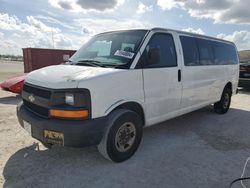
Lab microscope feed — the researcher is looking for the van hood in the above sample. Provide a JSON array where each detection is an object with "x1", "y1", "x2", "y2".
[{"x1": 25, "y1": 65, "x2": 123, "y2": 89}]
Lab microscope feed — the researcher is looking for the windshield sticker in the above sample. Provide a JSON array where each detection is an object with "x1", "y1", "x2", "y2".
[{"x1": 114, "y1": 50, "x2": 134, "y2": 59}]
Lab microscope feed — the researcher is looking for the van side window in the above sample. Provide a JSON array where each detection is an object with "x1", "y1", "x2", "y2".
[
  {"x1": 212, "y1": 41, "x2": 238, "y2": 65},
  {"x1": 143, "y1": 33, "x2": 177, "y2": 68},
  {"x1": 196, "y1": 38, "x2": 214, "y2": 65},
  {"x1": 180, "y1": 36, "x2": 199, "y2": 66}
]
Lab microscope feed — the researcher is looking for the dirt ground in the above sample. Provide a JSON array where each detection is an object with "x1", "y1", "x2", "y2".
[
  {"x1": 1, "y1": 61, "x2": 250, "y2": 188},
  {"x1": 0, "y1": 60, "x2": 24, "y2": 81}
]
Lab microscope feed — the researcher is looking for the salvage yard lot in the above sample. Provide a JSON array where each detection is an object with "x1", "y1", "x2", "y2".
[{"x1": 1, "y1": 61, "x2": 250, "y2": 187}]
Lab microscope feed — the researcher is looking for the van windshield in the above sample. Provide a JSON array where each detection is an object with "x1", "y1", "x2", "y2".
[{"x1": 69, "y1": 30, "x2": 148, "y2": 69}]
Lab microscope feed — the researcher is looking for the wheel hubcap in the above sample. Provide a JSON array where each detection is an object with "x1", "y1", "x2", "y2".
[
  {"x1": 115, "y1": 122, "x2": 136, "y2": 152},
  {"x1": 223, "y1": 93, "x2": 230, "y2": 109}
]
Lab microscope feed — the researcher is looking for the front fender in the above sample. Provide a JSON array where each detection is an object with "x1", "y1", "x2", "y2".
[{"x1": 104, "y1": 99, "x2": 145, "y2": 116}]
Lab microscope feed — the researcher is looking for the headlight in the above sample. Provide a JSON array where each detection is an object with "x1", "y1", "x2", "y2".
[
  {"x1": 65, "y1": 93, "x2": 74, "y2": 106},
  {"x1": 50, "y1": 89, "x2": 91, "y2": 119}
]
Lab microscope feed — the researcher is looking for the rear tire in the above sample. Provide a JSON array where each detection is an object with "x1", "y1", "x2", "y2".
[
  {"x1": 98, "y1": 109, "x2": 143, "y2": 163},
  {"x1": 214, "y1": 87, "x2": 232, "y2": 114}
]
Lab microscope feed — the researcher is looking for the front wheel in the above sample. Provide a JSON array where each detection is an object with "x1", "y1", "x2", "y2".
[
  {"x1": 98, "y1": 109, "x2": 143, "y2": 162},
  {"x1": 41, "y1": 142, "x2": 52, "y2": 149},
  {"x1": 214, "y1": 87, "x2": 232, "y2": 114}
]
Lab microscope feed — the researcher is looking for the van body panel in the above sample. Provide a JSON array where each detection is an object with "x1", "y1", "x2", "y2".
[
  {"x1": 142, "y1": 67, "x2": 182, "y2": 126},
  {"x1": 77, "y1": 69, "x2": 144, "y2": 119},
  {"x1": 17, "y1": 28, "x2": 240, "y2": 148},
  {"x1": 25, "y1": 65, "x2": 122, "y2": 89}
]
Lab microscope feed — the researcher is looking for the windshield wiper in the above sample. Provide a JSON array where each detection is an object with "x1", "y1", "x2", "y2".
[{"x1": 74, "y1": 60, "x2": 107, "y2": 67}]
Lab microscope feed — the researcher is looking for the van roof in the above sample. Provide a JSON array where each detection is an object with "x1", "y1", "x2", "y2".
[
  {"x1": 151, "y1": 27, "x2": 233, "y2": 44},
  {"x1": 99, "y1": 28, "x2": 234, "y2": 45}
]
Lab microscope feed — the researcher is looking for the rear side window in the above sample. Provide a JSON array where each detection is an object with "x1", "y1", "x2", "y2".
[
  {"x1": 180, "y1": 36, "x2": 199, "y2": 66},
  {"x1": 143, "y1": 33, "x2": 177, "y2": 68},
  {"x1": 180, "y1": 35, "x2": 238, "y2": 66},
  {"x1": 196, "y1": 38, "x2": 214, "y2": 65},
  {"x1": 212, "y1": 41, "x2": 238, "y2": 65}
]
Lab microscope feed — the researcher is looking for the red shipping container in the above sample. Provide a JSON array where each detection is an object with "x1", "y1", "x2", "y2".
[{"x1": 22, "y1": 48, "x2": 76, "y2": 73}]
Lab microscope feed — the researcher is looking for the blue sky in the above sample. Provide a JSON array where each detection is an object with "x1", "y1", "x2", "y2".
[{"x1": 0, "y1": 0, "x2": 250, "y2": 55}]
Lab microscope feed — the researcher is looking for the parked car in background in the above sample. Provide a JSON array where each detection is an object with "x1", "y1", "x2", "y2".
[
  {"x1": 0, "y1": 74, "x2": 26, "y2": 94},
  {"x1": 0, "y1": 48, "x2": 76, "y2": 94},
  {"x1": 239, "y1": 60, "x2": 250, "y2": 88}
]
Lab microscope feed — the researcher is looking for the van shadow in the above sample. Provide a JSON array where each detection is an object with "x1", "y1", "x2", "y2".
[
  {"x1": 3, "y1": 107, "x2": 250, "y2": 187},
  {"x1": 0, "y1": 95, "x2": 21, "y2": 105},
  {"x1": 3, "y1": 144, "x2": 108, "y2": 188}
]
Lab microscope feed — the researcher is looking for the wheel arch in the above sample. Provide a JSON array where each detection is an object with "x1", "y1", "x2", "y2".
[
  {"x1": 107, "y1": 101, "x2": 145, "y2": 126},
  {"x1": 224, "y1": 82, "x2": 233, "y2": 94}
]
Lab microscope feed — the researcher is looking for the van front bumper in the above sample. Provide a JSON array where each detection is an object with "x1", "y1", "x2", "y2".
[{"x1": 16, "y1": 102, "x2": 108, "y2": 147}]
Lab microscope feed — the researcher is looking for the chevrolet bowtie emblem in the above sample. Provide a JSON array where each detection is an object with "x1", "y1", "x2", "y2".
[{"x1": 28, "y1": 94, "x2": 35, "y2": 103}]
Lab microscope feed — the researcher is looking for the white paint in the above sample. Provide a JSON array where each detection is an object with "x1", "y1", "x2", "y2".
[
  {"x1": 25, "y1": 28, "x2": 239, "y2": 127},
  {"x1": 25, "y1": 65, "x2": 123, "y2": 89}
]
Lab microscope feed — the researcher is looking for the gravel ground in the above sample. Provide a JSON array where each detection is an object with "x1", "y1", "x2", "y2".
[
  {"x1": 0, "y1": 61, "x2": 250, "y2": 188},
  {"x1": 0, "y1": 61, "x2": 23, "y2": 81}
]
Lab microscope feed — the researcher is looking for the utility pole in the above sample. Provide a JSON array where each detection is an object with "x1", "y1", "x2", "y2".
[{"x1": 51, "y1": 28, "x2": 55, "y2": 49}]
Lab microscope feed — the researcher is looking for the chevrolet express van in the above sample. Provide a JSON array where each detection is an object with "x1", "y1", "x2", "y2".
[{"x1": 17, "y1": 28, "x2": 239, "y2": 162}]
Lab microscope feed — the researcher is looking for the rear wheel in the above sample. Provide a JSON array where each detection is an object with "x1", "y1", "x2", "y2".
[
  {"x1": 214, "y1": 87, "x2": 232, "y2": 114},
  {"x1": 98, "y1": 109, "x2": 143, "y2": 162}
]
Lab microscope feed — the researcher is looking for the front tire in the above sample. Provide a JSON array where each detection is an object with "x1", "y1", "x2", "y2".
[
  {"x1": 98, "y1": 109, "x2": 143, "y2": 162},
  {"x1": 214, "y1": 87, "x2": 232, "y2": 114},
  {"x1": 41, "y1": 142, "x2": 52, "y2": 149}
]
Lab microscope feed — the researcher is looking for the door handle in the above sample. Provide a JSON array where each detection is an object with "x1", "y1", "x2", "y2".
[{"x1": 178, "y1": 69, "x2": 181, "y2": 82}]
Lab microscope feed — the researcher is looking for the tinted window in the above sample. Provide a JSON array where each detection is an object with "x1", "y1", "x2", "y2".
[
  {"x1": 212, "y1": 41, "x2": 238, "y2": 65},
  {"x1": 143, "y1": 33, "x2": 177, "y2": 68},
  {"x1": 180, "y1": 36, "x2": 199, "y2": 66},
  {"x1": 196, "y1": 38, "x2": 214, "y2": 65}
]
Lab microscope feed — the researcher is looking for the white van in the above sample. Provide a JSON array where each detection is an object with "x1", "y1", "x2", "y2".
[{"x1": 17, "y1": 28, "x2": 239, "y2": 162}]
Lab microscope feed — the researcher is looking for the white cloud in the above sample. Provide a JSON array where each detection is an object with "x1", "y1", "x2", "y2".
[
  {"x1": 34, "y1": 15, "x2": 75, "y2": 29},
  {"x1": 0, "y1": 13, "x2": 60, "y2": 34},
  {"x1": 182, "y1": 27, "x2": 205, "y2": 35},
  {"x1": 48, "y1": 0, "x2": 125, "y2": 12},
  {"x1": 54, "y1": 34, "x2": 73, "y2": 48},
  {"x1": 136, "y1": 2, "x2": 153, "y2": 14},
  {"x1": 157, "y1": 0, "x2": 182, "y2": 10},
  {"x1": 73, "y1": 18, "x2": 152, "y2": 35},
  {"x1": 26, "y1": 16, "x2": 60, "y2": 33},
  {"x1": 12, "y1": 33, "x2": 21, "y2": 38},
  {"x1": 1, "y1": 12, "x2": 150, "y2": 55},
  {"x1": 0, "y1": 13, "x2": 76, "y2": 55},
  {"x1": 27, "y1": 33, "x2": 73, "y2": 50},
  {"x1": 0, "y1": 13, "x2": 22, "y2": 30},
  {"x1": 157, "y1": 0, "x2": 250, "y2": 25},
  {"x1": 217, "y1": 31, "x2": 250, "y2": 50},
  {"x1": 0, "y1": 38, "x2": 23, "y2": 55}
]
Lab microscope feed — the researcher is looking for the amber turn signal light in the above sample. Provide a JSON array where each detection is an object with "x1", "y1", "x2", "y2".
[{"x1": 50, "y1": 109, "x2": 89, "y2": 119}]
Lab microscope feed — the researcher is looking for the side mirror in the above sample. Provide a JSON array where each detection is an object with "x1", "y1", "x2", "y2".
[{"x1": 147, "y1": 47, "x2": 160, "y2": 65}]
